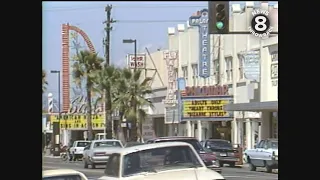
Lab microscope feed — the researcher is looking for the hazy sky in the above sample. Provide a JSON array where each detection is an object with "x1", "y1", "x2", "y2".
[{"x1": 42, "y1": 1, "x2": 275, "y2": 99}]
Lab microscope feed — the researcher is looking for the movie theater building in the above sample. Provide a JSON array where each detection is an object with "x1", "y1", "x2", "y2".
[{"x1": 153, "y1": 2, "x2": 278, "y2": 149}]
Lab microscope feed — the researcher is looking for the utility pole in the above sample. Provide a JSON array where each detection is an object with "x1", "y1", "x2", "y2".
[
  {"x1": 104, "y1": 5, "x2": 113, "y2": 67},
  {"x1": 103, "y1": 5, "x2": 115, "y2": 139}
]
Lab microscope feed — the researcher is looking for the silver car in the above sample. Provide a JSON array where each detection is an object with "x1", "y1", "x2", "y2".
[{"x1": 83, "y1": 139, "x2": 123, "y2": 169}]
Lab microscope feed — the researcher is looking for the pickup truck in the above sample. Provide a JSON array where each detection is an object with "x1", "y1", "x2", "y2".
[
  {"x1": 245, "y1": 138, "x2": 278, "y2": 173},
  {"x1": 69, "y1": 140, "x2": 90, "y2": 160},
  {"x1": 83, "y1": 139, "x2": 123, "y2": 169}
]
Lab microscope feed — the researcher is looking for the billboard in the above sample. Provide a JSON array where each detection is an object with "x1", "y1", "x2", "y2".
[
  {"x1": 189, "y1": 9, "x2": 210, "y2": 78},
  {"x1": 127, "y1": 54, "x2": 146, "y2": 69}
]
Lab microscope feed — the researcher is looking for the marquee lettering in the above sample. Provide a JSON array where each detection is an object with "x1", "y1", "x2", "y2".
[{"x1": 185, "y1": 85, "x2": 228, "y2": 96}]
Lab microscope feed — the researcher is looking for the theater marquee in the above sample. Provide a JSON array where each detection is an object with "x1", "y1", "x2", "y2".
[{"x1": 181, "y1": 85, "x2": 234, "y2": 121}]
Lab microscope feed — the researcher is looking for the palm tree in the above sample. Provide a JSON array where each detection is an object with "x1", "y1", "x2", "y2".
[
  {"x1": 42, "y1": 70, "x2": 48, "y2": 94},
  {"x1": 92, "y1": 65, "x2": 120, "y2": 139},
  {"x1": 113, "y1": 68, "x2": 153, "y2": 142},
  {"x1": 72, "y1": 50, "x2": 103, "y2": 140}
]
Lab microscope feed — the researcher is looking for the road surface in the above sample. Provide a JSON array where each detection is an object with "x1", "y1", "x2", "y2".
[{"x1": 43, "y1": 157, "x2": 278, "y2": 180}]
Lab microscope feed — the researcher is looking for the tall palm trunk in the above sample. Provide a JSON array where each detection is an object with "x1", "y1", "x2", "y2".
[
  {"x1": 86, "y1": 81, "x2": 93, "y2": 140},
  {"x1": 130, "y1": 99, "x2": 138, "y2": 141},
  {"x1": 106, "y1": 87, "x2": 113, "y2": 139},
  {"x1": 137, "y1": 120, "x2": 142, "y2": 142},
  {"x1": 118, "y1": 113, "x2": 125, "y2": 143}
]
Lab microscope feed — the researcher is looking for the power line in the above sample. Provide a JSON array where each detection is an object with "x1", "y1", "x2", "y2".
[
  {"x1": 43, "y1": 4, "x2": 207, "y2": 12},
  {"x1": 115, "y1": 20, "x2": 187, "y2": 23}
]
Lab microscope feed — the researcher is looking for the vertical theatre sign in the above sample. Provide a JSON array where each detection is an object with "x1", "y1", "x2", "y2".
[
  {"x1": 162, "y1": 50, "x2": 178, "y2": 105},
  {"x1": 181, "y1": 85, "x2": 234, "y2": 121},
  {"x1": 189, "y1": 9, "x2": 210, "y2": 78}
]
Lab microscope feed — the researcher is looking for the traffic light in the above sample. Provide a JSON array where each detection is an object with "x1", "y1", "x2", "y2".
[{"x1": 209, "y1": 1, "x2": 229, "y2": 34}]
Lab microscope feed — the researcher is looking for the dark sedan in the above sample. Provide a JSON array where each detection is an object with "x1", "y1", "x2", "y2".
[{"x1": 201, "y1": 139, "x2": 240, "y2": 167}]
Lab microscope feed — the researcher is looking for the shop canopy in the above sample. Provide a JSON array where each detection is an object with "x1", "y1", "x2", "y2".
[{"x1": 224, "y1": 101, "x2": 278, "y2": 112}]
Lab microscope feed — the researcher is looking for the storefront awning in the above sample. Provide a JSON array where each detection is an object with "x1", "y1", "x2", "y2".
[{"x1": 224, "y1": 101, "x2": 278, "y2": 111}]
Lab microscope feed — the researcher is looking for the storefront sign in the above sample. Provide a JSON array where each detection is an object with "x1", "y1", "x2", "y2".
[
  {"x1": 69, "y1": 95, "x2": 102, "y2": 114},
  {"x1": 162, "y1": 50, "x2": 178, "y2": 105},
  {"x1": 50, "y1": 114, "x2": 104, "y2": 129},
  {"x1": 189, "y1": 9, "x2": 210, "y2": 78},
  {"x1": 181, "y1": 97, "x2": 233, "y2": 121},
  {"x1": 184, "y1": 85, "x2": 229, "y2": 96},
  {"x1": 127, "y1": 54, "x2": 146, "y2": 69},
  {"x1": 240, "y1": 51, "x2": 260, "y2": 82},
  {"x1": 271, "y1": 63, "x2": 278, "y2": 86}
]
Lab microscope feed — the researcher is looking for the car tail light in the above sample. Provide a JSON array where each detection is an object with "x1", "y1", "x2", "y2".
[{"x1": 94, "y1": 152, "x2": 106, "y2": 156}]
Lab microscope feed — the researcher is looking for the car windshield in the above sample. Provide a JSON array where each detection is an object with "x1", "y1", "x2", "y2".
[
  {"x1": 43, "y1": 175, "x2": 82, "y2": 180},
  {"x1": 122, "y1": 145, "x2": 202, "y2": 177},
  {"x1": 207, "y1": 140, "x2": 232, "y2": 148},
  {"x1": 271, "y1": 141, "x2": 278, "y2": 149},
  {"x1": 76, "y1": 142, "x2": 89, "y2": 147},
  {"x1": 94, "y1": 141, "x2": 121, "y2": 148},
  {"x1": 156, "y1": 139, "x2": 204, "y2": 151}
]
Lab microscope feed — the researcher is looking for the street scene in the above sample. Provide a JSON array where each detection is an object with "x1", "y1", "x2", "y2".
[
  {"x1": 43, "y1": 1, "x2": 278, "y2": 180},
  {"x1": 43, "y1": 157, "x2": 278, "y2": 180}
]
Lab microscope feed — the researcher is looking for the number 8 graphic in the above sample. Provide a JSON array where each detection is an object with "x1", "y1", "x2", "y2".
[{"x1": 254, "y1": 16, "x2": 267, "y2": 32}]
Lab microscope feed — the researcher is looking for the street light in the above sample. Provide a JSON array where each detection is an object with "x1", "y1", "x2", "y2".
[
  {"x1": 51, "y1": 70, "x2": 61, "y2": 156},
  {"x1": 122, "y1": 39, "x2": 138, "y2": 141},
  {"x1": 122, "y1": 39, "x2": 137, "y2": 71}
]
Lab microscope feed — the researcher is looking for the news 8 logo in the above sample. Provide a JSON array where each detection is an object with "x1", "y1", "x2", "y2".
[{"x1": 248, "y1": 9, "x2": 274, "y2": 38}]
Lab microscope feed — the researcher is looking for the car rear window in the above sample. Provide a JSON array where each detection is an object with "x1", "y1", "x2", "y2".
[
  {"x1": 76, "y1": 142, "x2": 89, "y2": 147},
  {"x1": 207, "y1": 140, "x2": 232, "y2": 148}
]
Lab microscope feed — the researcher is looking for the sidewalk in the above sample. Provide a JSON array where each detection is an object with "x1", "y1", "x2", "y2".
[{"x1": 43, "y1": 155, "x2": 60, "y2": 159}]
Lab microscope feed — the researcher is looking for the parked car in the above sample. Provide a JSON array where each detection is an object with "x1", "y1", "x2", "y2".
[
  {"x1": 146, "y1": 136, "x2": 221, "y2": 173},
  {"x1": 124, "y1": 141, "x2": 144, "y2": 148},
  {"x1": 69, "y1": 140, "x2": 90, "y2": 160},
  {"x1": 245, "y1": 138, "x2": 278, "y2": 173},
  {"x1": 43, "y1": 169, "x2": 88, "y2": 180},
  {"x1": 98, "y1": 142, "x2": 225, "y2": 180},
  {"x1": 201, "y1": 139, "x2": 240, "y2": 167},
  {"x1": 83, "y1": 139, "x2": 123, "y2": 169}
]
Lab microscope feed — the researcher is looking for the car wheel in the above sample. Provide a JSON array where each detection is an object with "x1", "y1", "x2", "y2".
[
  {"x1": 91, "y1": 163, "x2": 96, "y2": 169},
  {"x1": 84, "y1": 159, "x2": 88, "y2": 169},
  {"x1": 216, "y1": 160, "x2": 223, "y2": 167},
  {"x1": 229, "y1": 162, "x2": 236, "y2": 167},
  {"x1": 249, "y1": 163, "x2": 256, "y2": 171},
  {"x1": 265, "y1": 164, "x2": 272, "y2": 173}
]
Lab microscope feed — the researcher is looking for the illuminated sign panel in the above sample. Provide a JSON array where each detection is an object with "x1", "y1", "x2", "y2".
[
  {"x1": 182, "y1": 99, "x2": 233, "y2": 118},
  {"x1": 50, "y1": 114, "x2": 104, "y2": 129}
]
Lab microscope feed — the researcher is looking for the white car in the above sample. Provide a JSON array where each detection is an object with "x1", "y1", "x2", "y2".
[
  {"x1": 69, "y1": 140, "x2": 90, "y2": 160},
  {"x1": 98, "y1": 142, "x2": 225, "y2": 180},
  {"x1": 43, "y1": 169, "x2": 88, "y2": 180},
  {"x1": 245, "y1": 138, "x2": 278, "y2": 173},
  {"x1": 83, "y1": 139, "x2": 123, "y2": 169}
]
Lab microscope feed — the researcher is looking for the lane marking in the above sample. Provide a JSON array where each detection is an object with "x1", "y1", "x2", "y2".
[{"x1": 224, "y1": 175, "x2": 278, "y2": 179}]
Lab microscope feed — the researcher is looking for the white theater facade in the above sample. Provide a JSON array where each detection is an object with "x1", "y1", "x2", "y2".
[{"x1": 135, "y1": 2, "x2": 277, "y2": 150}]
